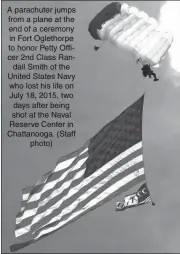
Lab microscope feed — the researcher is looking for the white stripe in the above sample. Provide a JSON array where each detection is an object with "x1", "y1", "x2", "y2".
[
  {"x1": 54, "y1": 148, "x2": 88, "y2": 173},
  {"x1": 28, "y1": 157, "x2": 88, "y2": 203},
  {"x1": 15, "y1": 154, "x2": 143, "y2": 238},
  {"x1": 22, "y1": 194, "x2": 29, "y2": 201},
  {"x1": 15, "y1": 168, "x2": 86, "y2": 237},
  {"x1": 35, "y1": 168, "x2": 145, "y2": 239},
  {"x1": 16, "y1": 157, "x2": 88, "y2": 225},
  {"x1": 16, "y1": 142, "x2": 142, "y2": 225},
  {"x1": 15, "y1": 142, "x2": 142, "y2": 237},
  {"x1": 21, "y1": 149, "x2": 88, "y2": 203},
  {"x1": 33, "y1": 155, "x2": 143, "y2": 231}
]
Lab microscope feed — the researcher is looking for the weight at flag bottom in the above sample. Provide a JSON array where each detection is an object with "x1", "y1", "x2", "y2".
[{"x1": 10, "y1": 95, "x2": 146, "y2": 252}]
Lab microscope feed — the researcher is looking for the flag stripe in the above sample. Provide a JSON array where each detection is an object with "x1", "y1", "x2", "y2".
[
  {"x1": 27, "y1": 155, "x2": 88, "y2": 205},
  {"x1": 16, "y1": 156, "x2": 143, "y2": 234},
  {"x1": 34, "y1": 168, "x2": 145, "y2": 240},
  {"x1": 15, "y1": 142, "x2": 142, "y2": 227},
  {"x1": 19, "y1": 146, "x2": 143, "y2": 224},
  {"x1": 15, "y1": 143, "x2": 143, "y2": 238},
  {"x1": 16, "y1": 152, "x2": 89, "y2": 221},
  {"x1": 31, "y1": 159, "x2": 144, "y2": 235},
  {"x1": 34, "y1": 145, "x2": 143, "y2": 208},
  {"x1": 56, "y1": 143, "x2": 89, "y2": 165},
  {"x1": 16, "y1": 157, "x2": 143, "y2": 236},
  {"x1": 15, "y1": 168, "x2": 86, "y2": 233},
  {"x1": 15, "y1": 152, "x2": 143, "y2": 238},
  {"x1": 18, "y1": 149, "x2": 87, "y2": 216},
  {"x1": 22, "y1": 149, "x2": 89, "y2": 205},
  {"x1": 24, "y1": 171, "x2": 55, "y2": 201},
  {"x1": 10, "y1": 174, "x2": 146, "y2": 253},
  {"x1": 55, "y1": 148, "x2": 88, "y2": 172},
  {"x1": 22, "y1": 147, "x2": 88, "y2": 204},
  {"x1": 15, "y1": 158, "x2": 87, "y2": 227}
]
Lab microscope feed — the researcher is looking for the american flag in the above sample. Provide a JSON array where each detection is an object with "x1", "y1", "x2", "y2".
[{"x1": 10, "y1": 95, "x2": 146, "y2": 252}]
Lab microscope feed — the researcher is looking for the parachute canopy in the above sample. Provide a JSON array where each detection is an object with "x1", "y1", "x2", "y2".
[{"x1": 88, "y1": 2, "x2": 173, "y2": 67}]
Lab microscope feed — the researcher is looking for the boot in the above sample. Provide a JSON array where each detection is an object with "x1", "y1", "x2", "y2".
[
  {"x1": 154, "y1": 78, "x2": 159, "y2": 82},
  {"x1": 94, "y1": 46, "x2": 100, "y2": 51}
]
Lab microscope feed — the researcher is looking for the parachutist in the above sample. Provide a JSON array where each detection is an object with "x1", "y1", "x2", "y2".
[
  {"x1": 88, "y1": 2, "x2": 173, "y2": 76},
  {"x1": 141, "y1": 64, "x2": 159, "y2": 82}
]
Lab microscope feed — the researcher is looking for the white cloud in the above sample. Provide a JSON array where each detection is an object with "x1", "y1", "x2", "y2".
[{"x1": 158, "y1": 1, "x2": 180, "y2": 86}]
